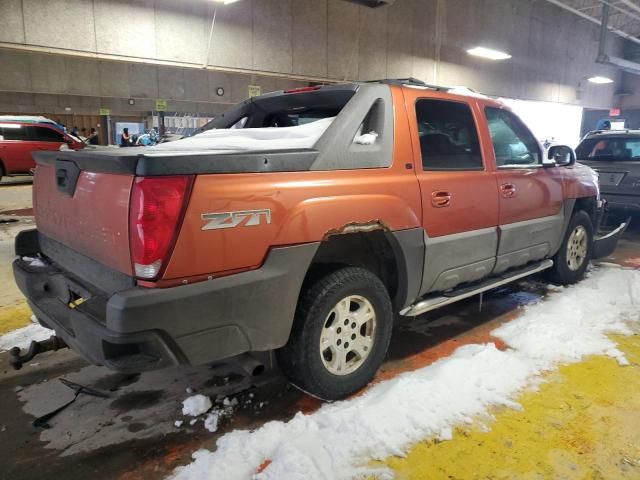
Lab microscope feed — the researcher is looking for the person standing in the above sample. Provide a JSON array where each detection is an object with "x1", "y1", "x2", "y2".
[
  {"x1": 120, "y1": 127, "x2": 131, "y2": 147},
  {"x1": 87, "y1": 128, "x2": 99, "y2": 145}
]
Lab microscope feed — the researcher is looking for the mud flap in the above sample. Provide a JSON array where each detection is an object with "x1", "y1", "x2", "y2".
[{"x1": 592, "y1": 218, "x2": 630, "y2": 259}]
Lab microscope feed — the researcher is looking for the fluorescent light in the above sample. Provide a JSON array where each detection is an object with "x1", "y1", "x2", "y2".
[
  {"x1": 0, "y1": 123, "x2": 21, "y2": 128},
  {"x1": 588, "y1": 76, "x2": 614, "y2": 84},
  {"x1": 212, "y1": 0, "x2": 241, "y2": 3},
  {"x1": 467, "y1": 46, "x2": 512, "y2": 61}
]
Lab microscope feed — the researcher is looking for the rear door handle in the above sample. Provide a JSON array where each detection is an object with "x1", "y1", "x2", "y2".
[
  {"x1": 500, "y1": 183, "x2": 516, "y2": 198},
  {"x1": 431, "y1": 190, "x2": 452, "y2": 208}
]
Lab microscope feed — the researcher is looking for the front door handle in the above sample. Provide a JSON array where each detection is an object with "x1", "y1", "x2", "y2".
[
  {"x1": 500, "y1": 183, "x2": 516, "y2": 198},
  {"x1": 431, "y1": 190, "x2": 452, "y2": 208}
]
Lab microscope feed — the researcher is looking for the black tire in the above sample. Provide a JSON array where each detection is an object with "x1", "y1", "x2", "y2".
[
  {"x1": 277, "y1": 267, "x2": 393, "y2": 401},
  {"x1": 545, "y1": 210, "x2": 594, "y2": 285},
  {"x1": 0, "y1": 161, "x2": 5, "y2": 182}
]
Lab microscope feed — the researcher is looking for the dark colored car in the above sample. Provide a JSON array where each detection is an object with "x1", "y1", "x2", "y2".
[
  {"x1": 0, "y1": 121, "x2": 84, "y2": 179},
  {"x1": 576, "y1": 130, "x2": 640, "y2": 214}
]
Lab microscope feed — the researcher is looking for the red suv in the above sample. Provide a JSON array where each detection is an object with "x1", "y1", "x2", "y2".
[{"x1": 0, "y1": 121, "x2": 84, "y2": 179}]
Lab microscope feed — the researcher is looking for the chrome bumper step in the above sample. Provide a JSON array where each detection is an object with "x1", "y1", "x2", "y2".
[{"x1": 400, "y1": 259, "x2": 554, "y2": 317}]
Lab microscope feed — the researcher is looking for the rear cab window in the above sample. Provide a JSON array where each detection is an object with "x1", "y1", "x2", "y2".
[
  {"x1": 198, "y1": 86, "x2": 356, "y2": 132},
  {"x1": 415, "y1": 99, "x2": 483, "y2": 171}
]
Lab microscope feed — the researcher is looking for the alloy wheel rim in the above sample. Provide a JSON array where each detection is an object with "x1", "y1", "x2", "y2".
[
  {"x1": 320, "y1": 295, "x2": 376, "y2": 376},
  {"x1": 566, "y1": 225, "x2": 588, "y2": 271}
]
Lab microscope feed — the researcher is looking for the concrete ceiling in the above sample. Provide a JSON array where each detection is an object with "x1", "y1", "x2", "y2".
[{"x1": 547, "y1": 0, "x2": 640, "y2": 44}]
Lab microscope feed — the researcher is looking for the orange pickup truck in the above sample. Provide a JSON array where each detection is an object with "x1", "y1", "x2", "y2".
[{"x1": 12, "y1": 79, "x2": 626, "y2": 399}]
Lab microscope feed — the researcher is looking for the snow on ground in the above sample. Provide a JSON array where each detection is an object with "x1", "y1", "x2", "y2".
[
  {"x1": 182, "y1": 395, "x2": 212, "y2": 417},
  {"x1": 204, "y1": 413, "x2": 220, "y2": 433},
  {"x1": 169, "y1": 266, "x2": 640, "y2": 480},
  {"x1": 0, "y1": 322, "x2": 52, "y2": 351}
]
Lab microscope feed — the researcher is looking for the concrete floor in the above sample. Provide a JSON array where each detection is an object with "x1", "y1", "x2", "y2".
[{"x1": 0, "y1": 183, "x2": 638, "y2": 480}]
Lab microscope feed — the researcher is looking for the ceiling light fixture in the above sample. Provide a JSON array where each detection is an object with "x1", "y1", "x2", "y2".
[
  {"x1": 467, "y1": 46, "x2": 512, "y2": 61},
  {"x1": 588, "y1": 76, "x2": 614, "y2": 84}
]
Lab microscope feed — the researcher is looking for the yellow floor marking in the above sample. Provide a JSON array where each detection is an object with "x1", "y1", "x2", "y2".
[
  {"x1": 379, "y1": 334, "x2": 640, "y2": 479},
  {"x1": 0, "y1": 302, "x2": 32, "y2": 334}
]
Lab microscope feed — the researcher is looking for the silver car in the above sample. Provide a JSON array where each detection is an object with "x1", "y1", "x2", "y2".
[{"x1": 576, "y1": 130, "x2": 640, "y2": 215}]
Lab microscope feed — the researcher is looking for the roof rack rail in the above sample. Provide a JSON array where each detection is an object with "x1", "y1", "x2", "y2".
[{"x1": 367, "y1": 78, "x2": 451, "y2": 91}]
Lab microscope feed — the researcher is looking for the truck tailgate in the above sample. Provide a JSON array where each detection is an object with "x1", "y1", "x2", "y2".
[{"x1": 33, "y1": 157, "x2": 134, "y2": 277}]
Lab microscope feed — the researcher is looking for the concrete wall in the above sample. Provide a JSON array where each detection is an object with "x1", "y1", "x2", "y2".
[
  {"x1": 0, "y1": 48, "x2": 307, "y2": 116},
  {"x1": 0, "y1": 0, "x2": 625, "y2": 112}
]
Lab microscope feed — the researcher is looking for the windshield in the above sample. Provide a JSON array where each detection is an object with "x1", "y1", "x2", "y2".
[{"x1": 576, "y1": 137, "x2": 640, "y2": 161}]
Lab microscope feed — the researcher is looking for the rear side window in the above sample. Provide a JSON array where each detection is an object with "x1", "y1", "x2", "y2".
[
  {"x1": 30, "y1": 126, "x2": 65, "y2": 142},
  {"x1": 0, "y1": 125, "x2": 29, "y2": 141},
  {"x1": 415, "y1": 99, "x2": 483, "y2": 170},
  {"x1": 485, "y1": 107, "x2": 540, "y2": 167}
]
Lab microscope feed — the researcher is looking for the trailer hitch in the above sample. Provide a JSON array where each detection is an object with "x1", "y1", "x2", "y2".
[{"x1": 9, "y1": 336, "x2": 68, "y2": 370}]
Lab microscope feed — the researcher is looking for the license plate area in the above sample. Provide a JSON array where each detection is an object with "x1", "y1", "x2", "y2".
[{"x1": 597, "y1": 171, "x2": 626, "y2": 186}]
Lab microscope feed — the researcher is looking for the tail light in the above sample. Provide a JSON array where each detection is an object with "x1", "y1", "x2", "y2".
[{"x1": 129, "y1": 176, "x2": 193, "y2": 280}]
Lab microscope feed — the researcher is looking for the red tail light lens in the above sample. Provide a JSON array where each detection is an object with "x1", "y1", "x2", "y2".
[{"x1": 129, "y1": 176, "x2": 192, "y2": 280}]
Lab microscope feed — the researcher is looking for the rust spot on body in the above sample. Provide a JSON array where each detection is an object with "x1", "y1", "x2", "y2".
[{"x1": 323, "y1": 220, "x2": 390, "y2": 240}]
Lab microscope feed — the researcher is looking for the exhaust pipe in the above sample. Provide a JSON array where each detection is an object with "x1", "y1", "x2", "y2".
[{"x1": 234, "y1": 353, "x2": 266, "y2": 377}]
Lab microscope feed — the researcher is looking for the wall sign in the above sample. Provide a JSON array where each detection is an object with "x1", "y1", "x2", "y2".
[
  {"x1": 248, "y1": 85, "x2": 262, "y2": 97},
  {"x1": 155, "y1": 99, "x2": 168, "y2": 111}
]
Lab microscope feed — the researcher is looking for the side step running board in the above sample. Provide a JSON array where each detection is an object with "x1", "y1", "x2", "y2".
[{"x1": 400, "y1": 259, "x2": 554, "y2": 317}]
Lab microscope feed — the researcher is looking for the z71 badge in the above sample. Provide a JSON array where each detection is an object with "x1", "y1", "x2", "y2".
[{"x1": 201, "y1": 209, "x2": 272, "y2": 230}]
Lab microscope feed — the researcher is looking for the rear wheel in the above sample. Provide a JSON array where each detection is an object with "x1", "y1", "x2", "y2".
[
  {"x1": 545, "y1": 210, "x2": 593, "y2": 285},
  {"x1": 277, "y1": 267, "x2": 393, "y2": 400}
]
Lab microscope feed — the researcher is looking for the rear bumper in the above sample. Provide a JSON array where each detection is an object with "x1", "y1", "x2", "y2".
[{"x1": 13, "y1": 230, "x2": 318, "y2": 372}]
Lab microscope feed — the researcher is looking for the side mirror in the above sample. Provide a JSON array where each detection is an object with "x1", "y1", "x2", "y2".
[{"x1": 547, "y1": 145, "x2": 576, "y2": 166}]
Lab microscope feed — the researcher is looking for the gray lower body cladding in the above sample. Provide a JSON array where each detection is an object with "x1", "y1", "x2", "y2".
[{"x1": 13, "y1": 231, "x2": 319, "y2": 372}]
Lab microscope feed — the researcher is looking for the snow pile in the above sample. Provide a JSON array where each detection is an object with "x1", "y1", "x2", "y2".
[
  {"x1": 182, "y1": 395, "x2": 212, "y2": 417},
  {"x1": 353, "y1": 131, "x2": 378, "y2": 145},
  {"x1": 145, "y1": 117, "x2": 334, "y2": 156},
  {"x1": 204, "y1": 413, "x2": 220, "y2": 433},
  {"x1": 22, "y1": 256, "x2": 46, "y2": 268},
  {"x1": 0, "y1": 323, "x2": 52, "y2": 351},
  {"x1": 168, "y1": 267, "x2": 640, "y2": 480},
  {"x1": 177, "y1": 394, "x2": 238, "y2": 432}
]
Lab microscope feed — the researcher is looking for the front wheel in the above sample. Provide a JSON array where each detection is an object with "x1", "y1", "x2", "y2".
[
  {"x1": 277, "y1": 267, "x2": 393, "y2": 401},
  {"x1": 545, "y1": 210, "x2": 594, "y2": 285}
]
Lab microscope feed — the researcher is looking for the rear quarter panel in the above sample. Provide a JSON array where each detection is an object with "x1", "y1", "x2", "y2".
[{"x1": 163, "y1": 168, "x2": 422, "y2": 280}]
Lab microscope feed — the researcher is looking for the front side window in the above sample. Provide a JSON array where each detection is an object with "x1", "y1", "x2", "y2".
[
  {"x1": 485, "y1": 107, "x2": 540, "y2": 167},
  {"x1": 31, "y1": 126, "x2": 65, "y2": 142}
]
